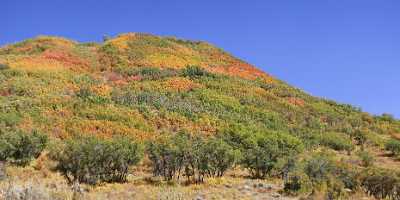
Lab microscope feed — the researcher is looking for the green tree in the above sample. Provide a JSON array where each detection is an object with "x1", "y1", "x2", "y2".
[
  {"x1": 241, "y1": 132, "x2": 304, "y2": 178},
  {"x1": 147, "y1": 132, "x2": 239, "y2": 183},
  {"x1": 360, "y1": 168, "x2": 400, "y2": 200},
  {"x1": 0, "y1": 130, "x2": 47, "y2": 166},
  {"x1": 198, "y1": 137, "x2": 240, "y2": 177},
  {"x1": 49, "y1": 136, "x2": 143, "y2": 185},
  {"x1": 0, "y1": 130, "x2": 47, "y2": 179}
]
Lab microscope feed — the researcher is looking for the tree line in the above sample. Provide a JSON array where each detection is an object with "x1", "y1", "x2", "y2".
[{"x1": 2, "y1": 129, "x2": 400, "y2": 199}]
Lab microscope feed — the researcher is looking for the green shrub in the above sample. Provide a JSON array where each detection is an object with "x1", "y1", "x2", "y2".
[
  {"x1": 352, "y1": 129, "x2": 367, "y2": 150},
  {"x1": 385, "y1": 139, "x2": 400, "y2": 156},
  {"x1": 146, "y1": 133, "x2": 187, "y2": 181},
  {"x1": 49, "y1": 136, "x2": 143, "y2": 185},
  {"x1": 333, "y1": 163, "x2": 359, "y2": 191},
  {"x1": 0, "y1": 63, "x2": 9, "y2": 70},
  {"x1": 240, "y1": 132, "x2": 304, "y2": 179},
  {"x1": 284, "y1": 174, "x2": 303, "y2": 194},
  {"x1": 146, "y1": 132, "x2": 238, "y2": 183},
  {"x1": 357, "y1": 151, "x2": 374, "y2": 167},
  {"x1": 116, "y1": 67, "x2": 178, "y2": 80},
  {"x1": 182, "y1": 65, "x2": 210, "y2": 78},
  {"x1": 0, "y1": 130, "x2": 47, "y2": 166},
  {"x1": 76, "y1": 87, "x2": 109, "y2": 104},
  {"x1": 304, "y1": 153, "x2": 334, "y2": 191},
  {"x1": 360, "y1": 168, "x2": 400, "y2": 200},
  {"x1": 281, "y1": 158, "x2": 309, "y2": 195},
  {"x1": 198, "y1": 137, "x2": 240, "y2": 177},
  {"x1": 98, "y1": 43, "x2": 123, "y2": 70},
  {"x1": 0, "y1": 112, "x2": 22, "y2": 127},
  {"x1": 320, "y1": 132, "x2": 354, "y2": 153}
]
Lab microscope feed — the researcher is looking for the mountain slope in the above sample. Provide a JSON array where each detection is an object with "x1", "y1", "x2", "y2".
[{"x1": 0, "y1": 33, "x2": 398, "y2": 146}]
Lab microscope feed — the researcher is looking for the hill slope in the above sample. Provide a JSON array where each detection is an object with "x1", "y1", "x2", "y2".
[
  {"x1": 2, "y1": 33, "x2": 400, "y2": 200},
  {"x1": 0, "y1": 33, "x2": 399, "y2": 144}
]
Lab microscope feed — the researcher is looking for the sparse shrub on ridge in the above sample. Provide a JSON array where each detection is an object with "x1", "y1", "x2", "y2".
[{"x1": 98, "y1": 43, "x2": 122, "y2": 70}]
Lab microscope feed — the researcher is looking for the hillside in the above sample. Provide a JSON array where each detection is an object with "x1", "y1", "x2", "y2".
[
  {"x1": 1, "y1": 33, "x2": 400, "y2": 199},
  {"x1": 0, "y1": 33, "x2": 398, "y2": 142}
]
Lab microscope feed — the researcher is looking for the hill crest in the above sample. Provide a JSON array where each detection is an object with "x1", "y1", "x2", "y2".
[{"x1": 0, "y1": 33, "x2": 273, "y2": 82}]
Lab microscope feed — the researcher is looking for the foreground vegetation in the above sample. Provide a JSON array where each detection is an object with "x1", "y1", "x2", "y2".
[
  {"x1": 0, "y1": 33, "x2": 400, "y2": 199},
  {"x1": 2, "y1": 129, "x2": 400, "y2": 199}
]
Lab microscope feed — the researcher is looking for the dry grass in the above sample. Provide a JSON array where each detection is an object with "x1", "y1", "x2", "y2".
[
  {"x1": 0, "y1": 163, "x2": 295, "y2": 200},
  {"x1": 0, "y1": 162, "x2": 381, "y2": 200}
]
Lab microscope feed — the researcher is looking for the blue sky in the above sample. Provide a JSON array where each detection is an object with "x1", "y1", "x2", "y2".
[{"x1": 2, "y1": 0, "x2": 399, "y2": 118}]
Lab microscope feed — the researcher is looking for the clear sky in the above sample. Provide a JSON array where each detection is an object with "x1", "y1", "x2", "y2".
[{"x1": 2, "y1": 0, "x2": 399, "y2": 118}]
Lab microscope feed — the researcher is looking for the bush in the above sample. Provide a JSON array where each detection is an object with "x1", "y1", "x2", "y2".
[
  {"x1": 146, "y1": 133, "x2": 187, "y2": 181},
  {"x1": 333, "y1": 163, "x2": 359, "y2": 191},
  {"x1": 282, "y1": 161, "x2": 310, "y2": 195},
  {"x1": 182, "y1": 65, "x2": 210, "y2": 78},
  {"x1": 98, "y1": 43, "x2": 123, "y2": 70},
  {"x1": 360, "y1": 168, "x2": 400, "y2": 200},
  {"x1": 352, "y1": 129, "x2": 367, "y2": 150},
  {"x1": 304, "y1": 153, "x2": 334, "y2": 191},
  {"x1": 357, "y1": 151, "x2": 374, "y2": 167},
  {"x1": 198, "y1": 137, "x2": 240, "y2": 177},
  {"x1": 320, "y1": 132, "x2": 354, "y2": 153},
  {"x1": 240, "y1": 132, "x2": 304, "y2": 179},
  {"x1": 326, "y1": 179, "x2": 348, "y2": 200},
  {"x1": 146, "y1": 132, "x2": 239, "y2": 183},
  {"x1": 76, "y1": 87, "x2": 109, "y2": 104},
  {"x1": 0, "y1": 130, "x2": 47, "y2": 166},
  {"x1": 116, "y1": 67, "x2": 178, "y2": 80},
  {"x1": 385, "y1": 139, "x2": 400, "y2": 156},
  {"x1": 0, "y1": 63, "x2": 9, "y2": 70},
  {"x1": 49, "y1": 136, "x2": 143, "y2": 185},
  {"x1": 284, "y1": 174, "x2": 303, "y2": 194},
  {"x1": 0, "y1": 112, "x2": 22, "y2": 127}
]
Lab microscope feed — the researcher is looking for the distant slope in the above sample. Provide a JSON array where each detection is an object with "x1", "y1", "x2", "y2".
[{"x1": 0, "y1": 33, "x2": 398, "y2": 147}]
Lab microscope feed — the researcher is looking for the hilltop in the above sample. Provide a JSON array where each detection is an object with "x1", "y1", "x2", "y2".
[{"x1": 0, "y1": 33, "x2": 400, "y2": 199}]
